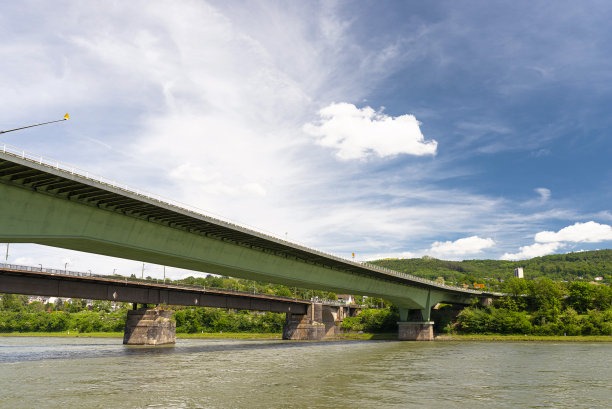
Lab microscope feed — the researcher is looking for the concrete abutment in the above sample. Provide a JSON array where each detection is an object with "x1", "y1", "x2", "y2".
[
  {"x1": 283, "y1": 302, "x2": 326, "y2": 340},
  {"x1": 282, "y1": 303, "x2": 356, "y2": 340},
  {"x1": 123, "y1": 307, "x2": 176, "y2": 345},
  {"x1": 397, "y1": 321, "x2": 435, "y2": 341}
]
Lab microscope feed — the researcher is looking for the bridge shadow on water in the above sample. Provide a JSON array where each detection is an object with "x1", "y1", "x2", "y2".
[{"x1": 0, "y1": 338, "x2": 394, "y2": 364}]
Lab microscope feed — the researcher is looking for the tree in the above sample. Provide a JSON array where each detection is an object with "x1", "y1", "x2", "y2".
[
  {"x1": 504, "y1": 277, "x2": 528, "y2": 297},
  {"x1": 592, "y1": 285, "x2": 612, "y2": 311},
  {"x1": 529, "y1": 278, "x2": 564, "y2": 311},
  {"x1": 275, "y1": 287, "x2": 292, "y2": 298},
  {"x1": 567, "y1": 282, "x2": 595, "y2": 313},
  {"x1": 54, "y1": 298, "x2": 65, "y2": 311},
  {"x1": 0, "y1": 294, "x2": 28, "y2": 311}
]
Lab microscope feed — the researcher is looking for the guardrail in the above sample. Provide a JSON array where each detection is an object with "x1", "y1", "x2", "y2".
[{"x1": 1, "y1": 142, "x2": 487, "y2": 295}]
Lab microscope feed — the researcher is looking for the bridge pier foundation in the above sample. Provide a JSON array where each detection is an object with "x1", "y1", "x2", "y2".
[
  {"x1": 123, "y1": 307, "x2": 176, "y2": 345},
  {"x1": 282, "y1": 302, "x2": 325, "y2": 340},
  {"x1": 479, "y1": 297, "x2": 493, "y2": 306},
  {"x1": 397, "y1": 321, "x2": 434, "y2": 341}
]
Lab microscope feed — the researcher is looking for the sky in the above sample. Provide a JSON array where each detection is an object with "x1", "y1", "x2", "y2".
[{"x1": 1, "y1": 1, "x2": 612, "y2": 280}]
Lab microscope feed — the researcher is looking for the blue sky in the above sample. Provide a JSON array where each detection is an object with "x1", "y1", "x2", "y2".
[{"x1": 1, "y1": 1, "x2": 612, "y2": 278}]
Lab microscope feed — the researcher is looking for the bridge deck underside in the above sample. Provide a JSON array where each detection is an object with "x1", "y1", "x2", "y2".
[
  {"x1": 0, "y1": 156, "x2": 381, "y2": 276},
  {"x1": 0, "y1": 153, "x2": 490, "y2": 310}
]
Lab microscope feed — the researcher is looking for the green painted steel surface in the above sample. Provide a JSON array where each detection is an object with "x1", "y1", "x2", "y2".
[{"x1": 0, "y1": 150, "x2": 490, "y2": 311}]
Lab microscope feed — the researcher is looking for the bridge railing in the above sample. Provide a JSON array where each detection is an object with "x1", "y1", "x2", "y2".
[
  {"x1": 0, "y1": 262, "x2": 91, "y2": 278},
  {"x1": 1, "y1": 143, "x2": 487, "y2": 295},
  {"x1": 0, "y1": 262, "x2": 329, "y2": 304}
]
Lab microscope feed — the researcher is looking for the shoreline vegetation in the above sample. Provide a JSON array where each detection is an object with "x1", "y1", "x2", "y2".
[
  {"x1": 1, "y1": 331, "x2": 610, "y2": 342},
  {"x1": 1, "y1": 250, "x2": 611, "y2": 339}
]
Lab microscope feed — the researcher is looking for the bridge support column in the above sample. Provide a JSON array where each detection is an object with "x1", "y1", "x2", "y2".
[
  {"x1": 479, "y1": 297, "x2": 493, "y2": 306},
  {"x1": 397, "y1": 321, "x2": 434, "y2": 341},
  {"x1": 282, "y1": 302, "x2": 325, "y2": 340},
  {"x1": 123, "y1": 307, "x2": 176, "y2": 345},
  {"x1": 397, "y1": 306, "x2": 434, "y2": 341}
]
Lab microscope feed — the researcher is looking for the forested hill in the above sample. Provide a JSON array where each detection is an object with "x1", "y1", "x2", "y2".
[{"x1": 370, "y1": 249, "x2": 612, "y2": 284}]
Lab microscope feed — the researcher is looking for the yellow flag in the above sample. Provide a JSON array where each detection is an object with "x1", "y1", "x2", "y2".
[{"x1": 64, "y1": 113, "x2": 70, "y2": 120}]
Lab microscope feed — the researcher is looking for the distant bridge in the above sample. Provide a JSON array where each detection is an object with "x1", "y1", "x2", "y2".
[
  {"x1": 0, "y1": 263, "x2": 311, "y2": 313},
  {"x1": 0, "y1": 263, "x2": 361, "y2": 342},
  {"x1": 0, "y1": 144, "x2": 499, "y2": 341}
]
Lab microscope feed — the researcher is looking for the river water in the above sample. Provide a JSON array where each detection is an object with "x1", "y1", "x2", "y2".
[{"x1": 0, "y1": 337, "x2": 610, "y2": 408}]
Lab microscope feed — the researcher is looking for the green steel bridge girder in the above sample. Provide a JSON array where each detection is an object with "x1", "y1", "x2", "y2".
[{"x1": 0, "y1": 182, "x2": 475, "y2": 312}]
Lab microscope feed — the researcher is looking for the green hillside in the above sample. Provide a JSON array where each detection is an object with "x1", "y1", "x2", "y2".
[{"x1": 370, "y1": 249, "x2": 612, "y2": 289}]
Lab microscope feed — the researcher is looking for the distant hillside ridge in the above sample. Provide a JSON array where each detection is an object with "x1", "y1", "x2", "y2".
[{"x1": 370, "y1": 249, "x2": 612, "y2": 285}]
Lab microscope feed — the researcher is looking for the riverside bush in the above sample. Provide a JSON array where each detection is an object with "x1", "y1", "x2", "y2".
[
  {"x1": 456, "y1": 305, "x2": 612, "y2": 336},
  {"x1": 0, "y1": 310, "x2": 125, "y2": 333},
  {"x1": 340, "y1": 308, "x2": 398, "y2": 333},
  {"x1": 173, "y1": 308, "x2": 284, "y2": 333}
]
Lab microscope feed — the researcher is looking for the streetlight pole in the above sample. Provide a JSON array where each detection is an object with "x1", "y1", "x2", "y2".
[
  {"x1": 5, "y1": 243, "x2": 9, "y2": 263},
  {"x1": 0, "y1": 114, "x2": 69, "y2": 134},
  {"x1": 64, "y1": 262, "x2": 69, "y2": 273},
  {"x1": 141, "y1": 263, "x2": 145, "y2": 279}
]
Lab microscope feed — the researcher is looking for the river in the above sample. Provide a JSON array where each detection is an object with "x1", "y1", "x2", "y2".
[{"x1": 0, "y1": 337, "x2": 610, "y2": 408}]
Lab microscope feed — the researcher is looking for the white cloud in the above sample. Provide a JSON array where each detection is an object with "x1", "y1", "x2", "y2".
[
  {"x1": 364, "y1": 235, "x2": 496, "y2": 261},
  {"x1": 501, "y1": 221, "x2": 612, "y2": 261},
  {"x1": 535, "y1": 221, "x2": 612, "y2": 243},
  {"x1": 535, "y1": 187, "x2": 551, "y2": 202},
  {"x1": 501, "y1": 242, "x2": 564, "y2": 260},
  {"x1": 6, "y1": 243, "x2": 208, "y2": 281},
  {"x1": 169, "y1": 163, "x2": 266, "y2": 198},
  {"x1": 303, "y1": 103, "x2": 438, "y2": 160},
  {"x1": 428, "y1": 236, "x2": 495, "y2": 257},
  {"x1": 14, "y1": 257, "x2": 35, "y2": 266}
]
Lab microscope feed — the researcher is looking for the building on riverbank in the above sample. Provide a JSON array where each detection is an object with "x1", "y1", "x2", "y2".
[{"x1": 514, "y1": 268, "x2": 524, "y2": 278}]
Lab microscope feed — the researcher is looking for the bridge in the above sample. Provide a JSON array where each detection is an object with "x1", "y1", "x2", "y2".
[
  {"x1": 0, "y1": 143, "x2": 498, "y2": 342},
  {"x1": 0, "y1": 263, "x2": 360, "y2": 343}
]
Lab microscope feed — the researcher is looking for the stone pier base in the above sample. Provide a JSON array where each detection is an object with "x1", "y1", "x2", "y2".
[
  {"x1": 283, "y1": 303, "x2": 325, "y2": 340},
  {"x1": 123, "y1": 308, "x2": 176, "y2": 345},
  {"x1": 397, "y1": 321, "x2": 434, "y2": 341}
]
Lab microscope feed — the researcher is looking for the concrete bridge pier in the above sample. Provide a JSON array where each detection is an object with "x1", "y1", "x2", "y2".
[
  {"x1": 282, "y1": 302, "x2": 325, "y2": 340},
  {"x1": 397, "y1": 308, "x2": 434, "y2": 341},
  {"x1": 123, "y1": 307, "x2": 176, "y2": 345}
]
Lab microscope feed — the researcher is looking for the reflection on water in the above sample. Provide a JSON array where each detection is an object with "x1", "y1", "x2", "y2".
[{"x1": 1, "y1": 337, "x2": 611, "y2": 408}]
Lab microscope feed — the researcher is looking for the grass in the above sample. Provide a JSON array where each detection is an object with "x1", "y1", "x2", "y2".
[
  {"x1": 326, "y1": 332, "x2": 396, "y2": 341},
  {"x1": 0, "y1": 331, "x2": 396, "y2": 341},
  {"x1": 0, "y1": 331, "x2": 123, "y2": 338},
  {"x1": 177, "y1": 332, "x2": 282, "y2": 339},
  {"x1": 436, "y1": 334, "x2": 612, "y2": 342},
  {"x1": 0, "y1": 331, "x2": 280, "y2": 339}
]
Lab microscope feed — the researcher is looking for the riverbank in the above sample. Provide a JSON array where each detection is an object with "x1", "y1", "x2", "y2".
[
  {"x1": 437, "y1": 334, "x2": 612, "y2": 342},
  {"x1": 0, "y1": 331, "x2": 124, "y2": 338},
  {"x1": 0, "y1": 331, "x2": 397, "y2": 340},
  {"x1": 0, "y1": 331, "x2": 280, "y2": 339},
  {"x1": 3, "y1": 331, "x2": 610, "y2": 341}
]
